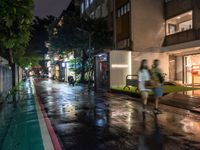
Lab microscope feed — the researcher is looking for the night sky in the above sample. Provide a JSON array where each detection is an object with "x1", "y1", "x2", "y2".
[{"x1": 33, "y1": 0, "x2": 71, "y2": 18}]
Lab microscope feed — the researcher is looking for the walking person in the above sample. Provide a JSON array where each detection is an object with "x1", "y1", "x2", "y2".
[
  {"x1": 151, "y1": 59, "x2": 164, "y2": 114},
  {"x1": 138, "y1": 59, "x2": 151, "y2": 112}
]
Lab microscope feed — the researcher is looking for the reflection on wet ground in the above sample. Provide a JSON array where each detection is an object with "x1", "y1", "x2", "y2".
[
  {"x1": 0, "y1": 80, "x2": 44, "y2": 150},
  {"x1": 35, "y1": 79, "x2": 200, "y2": 150}
]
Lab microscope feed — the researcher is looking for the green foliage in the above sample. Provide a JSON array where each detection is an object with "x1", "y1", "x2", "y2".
[
  {"x1": 48, "y1": 15, "x2": 113, "y2": 53},
  {"x1": 28, "y1": 16, "x2": 55, "y2": 54},
  {"x1": 18, "y1": 55, "x2": 42, "y2": 68},
  {"x1": 0, "y1": 0, "x2": 34, "y2": 66},
  {"x1": 6, "y1": 81, "x2": 24, "y2": 99},
  {"x1": 80, "y1": 16, "x2": 113, "y2": 50},
  {"x1": 48, "y1": 16, "x2": 88, "y2": 52},
  {"x1": 111, "y1": 86, "x2": 200, "y2": 95}
]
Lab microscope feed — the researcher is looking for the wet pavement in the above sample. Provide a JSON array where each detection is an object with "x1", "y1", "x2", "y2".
[
  {"x1": 0, "y1": 81, "x2": 44, "y2": 150},
  {"x1": 34, "y1": 79, "x2": 200, "y2": 150},
  {"x1": 161, "y1": 90, "x2": 200, "y2": 113}
]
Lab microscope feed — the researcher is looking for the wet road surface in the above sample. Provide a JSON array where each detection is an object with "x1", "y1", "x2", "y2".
[{"x1": 34, "y1": 79, "x2": 200, "y2": 150}]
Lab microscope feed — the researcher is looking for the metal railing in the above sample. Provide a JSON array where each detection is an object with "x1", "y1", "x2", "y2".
[{"x1": 164, "y1": 29, "x2": 200, "y2": 46}]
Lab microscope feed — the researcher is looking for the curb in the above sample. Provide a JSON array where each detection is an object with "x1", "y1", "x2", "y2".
[
  {"x1": 36, "y1": 96, "x2": 62, "y2": 150},
  {"x1": 32, "y1": 79, "x2": 62, "y2": 150}
]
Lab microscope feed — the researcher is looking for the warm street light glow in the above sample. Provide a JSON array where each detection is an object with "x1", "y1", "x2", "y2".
[{"x1": 111, "y1": 64, "x2": 129, "y2": 68}]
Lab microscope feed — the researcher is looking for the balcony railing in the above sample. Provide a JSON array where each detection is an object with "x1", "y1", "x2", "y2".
[{"x1": 164, "y1": 29, "x2": 200, "y2": 46}]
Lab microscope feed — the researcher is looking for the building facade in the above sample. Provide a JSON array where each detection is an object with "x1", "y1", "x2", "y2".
[
  {"x1": 110, "y1": 0, "x2": 200, "y2": 87},
  {"x1": 80, "y1": 0, "x2": 114, "y2": 89},
  {"x1": 163, "y1": 0, "x2": 200, "y2": 85},
  {"x1": 45, "y1": 0, "x2": 79, "y2": 82},
  {"x1": 80, "y1": 0, "x2": 113, "y2": 19}
]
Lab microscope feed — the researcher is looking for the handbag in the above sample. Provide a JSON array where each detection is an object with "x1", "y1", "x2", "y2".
[{"x1": 145, "y1": 80, "x2": 155, "y2": 89}]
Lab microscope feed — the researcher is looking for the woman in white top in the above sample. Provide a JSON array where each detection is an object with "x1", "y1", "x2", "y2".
[{"x1": 138, "y1": 59, "x2": 151, "y2": 110}]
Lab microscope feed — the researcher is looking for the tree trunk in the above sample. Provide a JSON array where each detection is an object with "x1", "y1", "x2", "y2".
[
  {"x1": 80, "y1": 58, "x2": 85, "y2": 83},
  {"x1": 8, "y1": 49, "x2": 17, "y2": 102},
  {"x1": 80, "y1": 49, "x2": 88, "y2": 83}
]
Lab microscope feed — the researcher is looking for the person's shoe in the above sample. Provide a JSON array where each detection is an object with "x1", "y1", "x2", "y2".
[{"x1": 154, "y1": 108, "x2": 162, "y2": 114}]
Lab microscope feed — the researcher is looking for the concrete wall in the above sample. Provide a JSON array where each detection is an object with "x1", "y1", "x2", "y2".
[
  {"x1": 13, "y1": 64, "x2": 23, "y2": 86},
  {"x1": 131, "y1": 52, "x2": 169, "y2": 79},
  {"x1": 131, "y1": 0, "x2": 165, "y2": 52},
  {"x1": 0, "y1": 56, "x2": 12, "y2": 100},
  {"x1": 101, "y1": 0, "x2": 108, "y2": 17},
  {"x1": 165, "y1": 0, "x2": 192, "y2": 19},
  {"x1": 110, "y1": 50, "x2": 132, "y2": 87},
  {"x1": 193, "y1": 0, "x2": 200, "y2": 29}
]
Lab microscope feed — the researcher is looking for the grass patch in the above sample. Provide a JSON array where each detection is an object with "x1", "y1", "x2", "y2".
[{"x1": 111, "y1": 85, "x2": 200, "y2": 95}]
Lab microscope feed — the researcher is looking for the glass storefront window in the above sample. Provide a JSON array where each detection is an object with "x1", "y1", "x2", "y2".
[{"x1": 184, "y1": 54, "x2": 200, "y2": 85}]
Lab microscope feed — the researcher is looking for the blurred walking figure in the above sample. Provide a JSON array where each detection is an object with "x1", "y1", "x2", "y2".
[
  {"x1": 138, "y1": 59, "x2": 151, "y2": 112},
  {"x1": 151, "y1": 59, "x2": 164, "y2": 114}
]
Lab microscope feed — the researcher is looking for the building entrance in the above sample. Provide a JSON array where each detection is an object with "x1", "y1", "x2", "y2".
[{"x1": 184, "y1": 54, "x2": 200, "y2": 85}]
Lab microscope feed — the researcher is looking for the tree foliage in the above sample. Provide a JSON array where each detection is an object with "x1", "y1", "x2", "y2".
[
  {"x1": 48, "y1": 13, "x2": 113, "y2": 82},
  {"x1": 28, "y1": 16, "x2": 55, "y2": 54},
  {"x1": 0, "y1": 0, "x2": 34, "y2": 66},
  {"x1": 48, "y1": 15, "x2": 113, "y2": 53}
]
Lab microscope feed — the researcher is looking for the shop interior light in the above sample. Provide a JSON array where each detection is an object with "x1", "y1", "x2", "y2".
[
  {"x1": 62, "y1": 62, "x2": 65, "y2": 67},
  {"x1": 111, "y1": 64, "x2": 129, "y2": 68}
]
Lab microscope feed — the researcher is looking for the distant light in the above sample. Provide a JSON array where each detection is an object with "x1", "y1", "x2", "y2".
[
  {"x1": 62, "y1": 62, "x2": 65, "y2": 67},
  {"x1": 54, "y1": 56, "x2": 59, "y2": 61},
  {"x1": 47, "y1": 61, "x2": 51, "y2": 67},
  {"x1": 25, "y1": 67, "x2": 28, "y2": 70},
  {"x1": 177, "y1": 16, "x2": 181, "y2": 19}
]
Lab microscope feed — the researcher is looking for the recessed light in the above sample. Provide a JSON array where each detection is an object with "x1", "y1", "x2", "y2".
[{"x1": 177, "y1": 16, "x2": 181, "y2": 19}]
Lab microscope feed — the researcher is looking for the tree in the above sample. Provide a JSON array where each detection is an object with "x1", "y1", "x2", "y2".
[
  {"x1": 25, "y1": 16, "x2": 55, "y2": 71},
  {"x1": 0, "y1": 0, "x2": 34, "y2": 102},
  {"x1": 28, "y1": 16, "x2": 55, "y2": 54},
  {"x1": 0, "y1": 0, "x2": 34, "y2": 65},
  {"x1": 48, "y1": 14, "x2": 113, "y2": 83}
]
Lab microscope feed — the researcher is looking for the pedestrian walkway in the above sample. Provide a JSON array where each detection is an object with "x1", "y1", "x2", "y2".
[
  {"x1": 0, "y1": 80, "x2": 54, "y2": 150},
  {"x1": 161, "y1": 90, "x2": 200, "y2": 114}
]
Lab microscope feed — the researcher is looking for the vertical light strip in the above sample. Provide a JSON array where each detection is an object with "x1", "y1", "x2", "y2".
[{"x1": 128, "y1": 51, "x2": 132, "y2": 74}]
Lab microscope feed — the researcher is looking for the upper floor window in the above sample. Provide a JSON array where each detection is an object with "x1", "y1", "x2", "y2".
[
  {"x1": 85, "y1": 0, "x2": 89, "y2": 9},
  {"x1": 90, "y1": 12, "x2": 95, "y2": 19},
  {"x1": 81, "y1": 2, "x2": 85, "y2": 14},
  {"x1": 96, "y1": 5, "x2": 102, "y2": 18},
  {"x1": 117, "y1": 2, "x2": 130, "y2": 18},
  {"x1": 89, "y1": 0, "x2": 94, "y2": 5},
  {"x1": 166, "y1": 11, "x2": 193, "y2": 35}
]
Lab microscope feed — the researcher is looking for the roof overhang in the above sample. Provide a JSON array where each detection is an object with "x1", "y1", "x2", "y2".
[{"x1": 161, "y1": 40, "x2": 200, "y2": 54}]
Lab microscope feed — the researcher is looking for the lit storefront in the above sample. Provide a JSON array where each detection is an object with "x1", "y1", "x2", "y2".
[
  {"x1": 184, "y1": 54, "x2": 200, "y2": 85},
  {"x1": 168, "y1": 46, "x2": 200, "y2": 85},
  {"x1": 54, "y1": 64, "x2": 59, "y2": 80}
]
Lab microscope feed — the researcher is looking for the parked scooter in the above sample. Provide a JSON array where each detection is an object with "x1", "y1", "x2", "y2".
[{"x1": 68, "y1": 76, "x2": 75, "y2": 86}]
